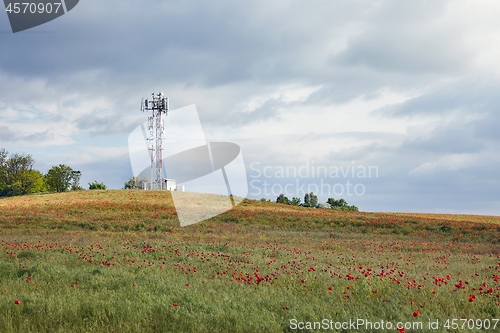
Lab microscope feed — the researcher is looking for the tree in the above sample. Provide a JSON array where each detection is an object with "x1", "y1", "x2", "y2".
[
  {"x1": 290, "y1": 197, "x2": 301, "y2": 206},
  {"x1": 124, "y1": 176, "x2": 150, "y2": 190},
  {"x1": 11, "y1": 169, "x2": 46, "y2": 195},
  {"x1": 327, "y1": 198, "x2": 347, "y2": 207},
  {"x1": 310, "y1": 192, "x2": 318, "y2": 207},
  {"x1": 0, "y1": 149, "x2": 44, "y2": 196},
  {"x1": 124, "y1": 176, "x2": 139, "y2": 189},
  {"x1": 304, "y1": 193, "x2": 310, "y2": 207},
  {"x1": 45, "y1": 164, "x2": 76, "y2": 193},
  {"x1": 303, "y1": 192, "x2": 318, "y2": 207},
  {"x1": 276, "y1": 193, "x2": 290, "y2": 205},
  {"x1": 89, "y1": 181, "x2": 107, "y2": 190},
  {"x1": 327, "y1": 197, "x2": 359, "y2": 211},
  {"x1": 3, "y1": 152, "x2": 35, "y2": 195},
  {"x1": 28, "y1": 170, "x2": 47, "y2": 193},
  {"x1": 0, "y1": 149, "x2": 8, "y2": 194},
  {"x1": 71, "y1": 170, "x2": 83, "y2": 190}
]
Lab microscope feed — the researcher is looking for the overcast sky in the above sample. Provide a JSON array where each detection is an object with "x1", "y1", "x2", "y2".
[{"x1": 1, "y1": 0, "x2": 499, "y2": 214}]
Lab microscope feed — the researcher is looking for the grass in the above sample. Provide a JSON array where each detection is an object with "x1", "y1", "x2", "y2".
[{"x1": 1, "y1": 190, "x2": 500, "y2": 332}]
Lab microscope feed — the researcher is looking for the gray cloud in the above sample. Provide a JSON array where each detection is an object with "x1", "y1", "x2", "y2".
[
  {"x1": 234, "y1": 99, "x2": 282, "y2": 125},
  {"x1": 330, "y1": 0, "x2": 469, "y2": 75},
  {"x1": 400, "y1": 122, "x2": 485, "y2": 154},
  {"x1": 75, "y1": 113, "x2": 140, "y2": 136},
  {"x1": 0, "y1": 125, "x2": 52, "y2": 143},
  {"x1": 375, "y1": 81, "x2": 500, "y2": 118},
  {"x1": 73, "y1": 153, "x2": 133, "y2": 190},
  {"x1": 23, "y1": 130, "x2": 53, "y2": 142},
  {"x1": 472, "y1": 113, "x2": 500, "y2": 141},
  {"x1": 0, "y1": 126, "x2": 17, "y2": 142}
]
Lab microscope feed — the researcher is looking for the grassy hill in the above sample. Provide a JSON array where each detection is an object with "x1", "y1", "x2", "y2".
[
  {"x1": 1, "y1": 190, "x2": 499, "y2": 244},
  {"x1": 1, "y1": 191, "x2": 500, "y2": 332}
]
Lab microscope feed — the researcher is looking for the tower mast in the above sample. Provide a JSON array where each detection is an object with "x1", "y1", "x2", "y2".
[{"x1": 141, "y1": 92, "x2": 169, "y2": 190}]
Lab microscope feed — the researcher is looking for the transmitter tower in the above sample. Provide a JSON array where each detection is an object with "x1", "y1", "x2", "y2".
[{"x1": 141, "y1": 92, "x2": 169, "y2": 190}]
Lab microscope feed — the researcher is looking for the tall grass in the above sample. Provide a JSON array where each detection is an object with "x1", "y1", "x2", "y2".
[{"x1": 0, "y1": 191, "x2": 499, "y2": 332}]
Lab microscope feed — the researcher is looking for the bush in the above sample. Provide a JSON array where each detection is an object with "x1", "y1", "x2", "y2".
[
  {"x1": 331, "y1": 205, "x2": 359, "y2": 212},
  {"x1": 124, "y1": 176, "x2": 139, "y2": 189},
  {"x1": 89, "y1": 181, "x2": 107, "y2": 190},
  {"x1": 276, "y1": 194, "x2": 290, "y2": 205},
  {"x1": 327, "y1": 197, "x2": 359, "y2": 211}
]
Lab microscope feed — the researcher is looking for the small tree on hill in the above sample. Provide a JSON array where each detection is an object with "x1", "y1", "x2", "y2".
[
  {"x1": 45, "y1": 164, "x2": 77, "y2": 193},
  {"x1": 0, "y1": 149, "x2": 7, "y2": 193},
  {"x1": 71, "y1": 170, "x2": 83, "y2": 190},
  {"x1": 89, "y1": 181, "x2": 107, "y2": 190},
  {"x1": 0, "y1": 149, "x2": 45, "y2": 196},
  {"x1": 327, "y1": 197, "x2": 359, "y2": 211},
  {"x1": 16, "y1": 169, "x2": 46, "y2": 195},
  {"x1": 304, "y1": 193, "x2": 310, "y2": 207},
  {"x1": 276, "y1": 193, "x2": 290, "y2": 205},
  {"x1": 290, "y1": 197, "x2": 301, "y2": 206},
  {"x1": 124, "y1": 176, "x2": 150, "y2": 190},
  {"x1": 124, "y1": 176, "x2": 140, "y2": 189},
  {"x1": 303, "y1": 192, "x2": 318, "y2": 207}
]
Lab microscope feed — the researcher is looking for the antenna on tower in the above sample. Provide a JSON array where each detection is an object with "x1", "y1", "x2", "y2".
[{"x1": 141, "y1": 92, "x2": 169, "y2": 190}]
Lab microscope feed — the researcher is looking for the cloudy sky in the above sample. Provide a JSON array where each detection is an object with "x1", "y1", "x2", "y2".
[{"x1": 1, "y1": 0, "x2": 499, "y2": 214}]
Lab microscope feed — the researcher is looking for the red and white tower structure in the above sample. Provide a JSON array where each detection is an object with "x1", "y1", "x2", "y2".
[{"x1": 141, "y1": 92, "x2": 169, "y2": 190}]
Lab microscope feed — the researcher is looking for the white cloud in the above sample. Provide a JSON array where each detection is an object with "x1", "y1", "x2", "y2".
[{"x1": 409, "y1": 154, "x2": 479, "y2": 175}]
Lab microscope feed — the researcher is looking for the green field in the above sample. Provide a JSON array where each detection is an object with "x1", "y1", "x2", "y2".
[{"x1": 1, "y1": 191, "x2": 499, "y2": 332}]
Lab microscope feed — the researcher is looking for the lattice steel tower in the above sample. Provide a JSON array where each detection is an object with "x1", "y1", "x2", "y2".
[{"x1": 141, "y1": 92, "x2": 169, "y2": 190}]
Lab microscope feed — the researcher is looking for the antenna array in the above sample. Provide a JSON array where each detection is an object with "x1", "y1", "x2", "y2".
[{"x1": 141, "y1": 92, "x2": 169, "y2": 190}]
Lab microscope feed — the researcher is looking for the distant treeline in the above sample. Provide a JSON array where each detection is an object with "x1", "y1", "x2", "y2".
[
  {"x1": 269, "y1": 192, "x2": 359, "y2": 211},
  {"x1": 0, "y1": 148, "x2": 106, "y2": 197}
]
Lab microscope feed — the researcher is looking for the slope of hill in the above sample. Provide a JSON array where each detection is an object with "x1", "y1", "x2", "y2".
[
  {"x1": 1, "y1": 190, "x2": 500, "y2": 332},
  {"x1": 1, "y1": 190, "x2": 499, "y2": 244}
]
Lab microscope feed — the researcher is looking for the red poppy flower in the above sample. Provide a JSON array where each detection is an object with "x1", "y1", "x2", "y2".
[
  {"x1": 14, "y1": 300, "x2": 21, "y2": 305},
  {"x1": 413, "y1": 311, "x2": 419, "y2": 318},
  {"x1": 173, "y1": 302, "x2": 178, "y2": 307}
]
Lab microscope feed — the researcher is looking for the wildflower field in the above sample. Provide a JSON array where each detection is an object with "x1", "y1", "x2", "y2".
[{"x1": 1, "y1": 191, "x2": 499, "y2": 332}]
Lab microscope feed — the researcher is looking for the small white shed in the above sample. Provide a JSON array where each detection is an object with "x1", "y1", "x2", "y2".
[{"x1": 164, "y1": 179, "x2": 177, "y2": 191}]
